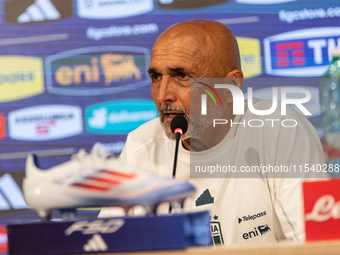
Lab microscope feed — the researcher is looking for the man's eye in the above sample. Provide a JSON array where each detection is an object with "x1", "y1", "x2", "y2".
[
  {"x1": 152, "y1": 74, "x2": 161, "y2": 81},
  {"x1": 178, "y1": 73, "x2": 188, "y2": 79}
]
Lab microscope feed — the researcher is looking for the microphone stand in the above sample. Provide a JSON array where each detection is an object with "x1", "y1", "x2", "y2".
[
  {"x1": 172, "y1": 132, "x2": 181, "y2": 178},
  {"x1": 169, "y1": 132, "x2": 181, "y2": 213}
]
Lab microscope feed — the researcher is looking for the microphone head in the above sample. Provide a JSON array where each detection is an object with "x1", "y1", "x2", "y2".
[{"x1": 170, "y1": 115, "x2": 188, "y2": 135}]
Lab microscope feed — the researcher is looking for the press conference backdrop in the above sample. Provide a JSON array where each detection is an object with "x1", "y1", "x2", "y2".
[{"x1": 0, "y1": 0, "x2": 339, "y2": 224}]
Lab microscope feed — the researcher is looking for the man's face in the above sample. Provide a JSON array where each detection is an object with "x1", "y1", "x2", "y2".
[{"x1": 148, "y1": 34, "x2": 213, "y2": 139}]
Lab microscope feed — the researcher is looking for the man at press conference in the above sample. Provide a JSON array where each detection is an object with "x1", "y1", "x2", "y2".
[{"x1": 100, "y1": 19, "x2": 325, "y2": 245}]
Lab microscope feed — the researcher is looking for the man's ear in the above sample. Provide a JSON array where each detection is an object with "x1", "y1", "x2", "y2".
[
  {"x1": 227, "y1": 69, "x2": 243, "y2": 79},
  {"x1": 226, "y1": 69, "x2": 244, "y2": 103}
]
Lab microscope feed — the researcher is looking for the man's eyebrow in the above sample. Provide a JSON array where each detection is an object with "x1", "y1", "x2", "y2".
[
  {"x1": 147, "y1": 67, "x2": 157, "y2": 74},
  {"x1": 147, "y1": 67, "x2": 190, "y2": 74},
  {"x1": 168, "y1": 67, "x2": 186, "y2": 74}
]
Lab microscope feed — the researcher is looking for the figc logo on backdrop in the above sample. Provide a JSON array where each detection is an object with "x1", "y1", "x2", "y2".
[
  {"x1": 264, "y1": 27, "x2": 340, "y2": 77},
  {"x1": 86, "y1": 100, "x2": 158, "y2": 135}
]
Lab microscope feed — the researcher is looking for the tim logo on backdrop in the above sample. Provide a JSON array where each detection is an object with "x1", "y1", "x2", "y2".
[
  {"x1": 45, "y1": 46, "x2": 150, "y2": 96},
  {"x1": 264, "y1": 27, "x2": 340, "y2": 77},
  {"x1": 198, "y1": 83, "x2": 312, "y2": 128}
]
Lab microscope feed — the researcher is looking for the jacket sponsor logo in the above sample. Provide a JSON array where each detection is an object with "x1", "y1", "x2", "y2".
[
  {"x1": 244, "y1": 86, "x2": 321, "y2": 118},
  {"x1": 264, "y1": 27, "x2": 340, "y2": 77},
  {"x1": 238, "y1": 211, "x2": 266, "y2": 224},
  {"x1": 242, "y1": 224, "x2": 271, "y2": 239},
  {"x1": 85, "y1": 99, "x2": 157, "y2": 135},
  {"x1": 157, "y1": 0, "x2": 229, "y2": 9},
  {"x1": 4, "y1": 0, "x2": 72, "y2": 23},
  {"x1": 236, "y1": 37, "x2": 262, "y2": 79},
  {"x1": 77, "y1": 0, "x2": 153, "y2": 19},
  {"x1": 45, "y1": 46, "x2": 150, "y2": 96},
  {"x1": 8, "y1": 105, "x2": 83, "y2": 141},
  {"x1": 236, "y1": 0, "x2": 295, "y2": 4},
  {"x1": 0, "y1": 114, "x2": 6, "y2": 140},
  {"x1": 0, "y1": 56, "x2": 44, "y2": 103}
]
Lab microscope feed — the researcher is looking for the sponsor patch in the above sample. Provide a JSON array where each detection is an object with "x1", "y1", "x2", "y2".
[
  {"x1": 242, "y1": 224, "x2": 271, "y2": 239},
  {"x1": 85, "y1": 99, "x2": 157, "y2": 135},
  {"x1": 8, "y1": 105, "x2": 83, "y2": 141},
  {"x1": 0, "y1": 56, "x2": 44, "y2": 103},
  {"x1": 237, "y1": 37, "x2": 262, "y2": 78},
  {"x1": 45, "y1": 46, "x2": 150, "y2": 96},
  {"x1": 264, "y1": 27, "x2": 340, "y2": 77},
  {"x1": 238, "y1": 211, "x2": 266, "y2": 224}
]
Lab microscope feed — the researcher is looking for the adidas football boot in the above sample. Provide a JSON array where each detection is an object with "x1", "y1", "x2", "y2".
[{"x1": 23, "y1": 148, "x2": 195, "y2": 221}]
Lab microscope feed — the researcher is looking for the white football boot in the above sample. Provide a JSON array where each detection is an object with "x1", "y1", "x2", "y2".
[{"x1": 23, "y1": 148, "x2": 195, "y2": 220}]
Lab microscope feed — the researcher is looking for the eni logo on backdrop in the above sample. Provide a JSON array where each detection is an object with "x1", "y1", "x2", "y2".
[
  {"x1": 45, "y1": 46, "x2": 150, "y2": 96},
  {"x1": 0, "y1": 56, "x2": 44, "y2": 103},
  {"x1": 55, "y1": 53, "x2": 141, "y2": 86}
]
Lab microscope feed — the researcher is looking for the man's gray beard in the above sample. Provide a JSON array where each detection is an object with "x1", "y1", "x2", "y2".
[
  {"x1": 158, "y1": 105, "x2": 191, "y2": 140},
  {"x1": 158, "y1": 103, "x2": 224, "y2": 141},
  {"x1": 162, "y1": 122, "x2": 190, "y2": 140},
  {"x1": 161, "y1": 116, "x2": 212, "y2": 140}
]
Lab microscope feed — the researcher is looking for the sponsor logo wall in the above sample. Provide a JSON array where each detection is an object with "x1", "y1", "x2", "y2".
[{"x1": 0, "y1": 0, "x2": 339, "y2": 223}]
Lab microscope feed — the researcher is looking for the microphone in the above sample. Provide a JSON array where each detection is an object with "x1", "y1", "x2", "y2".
[
  {"x1": 170, "y1": 114, "x2": 188, "y2": 141},
  {"x1": 169, "y1": 115, "x2": 188, "y2": 213}
]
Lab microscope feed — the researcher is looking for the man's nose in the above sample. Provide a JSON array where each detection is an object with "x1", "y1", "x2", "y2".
[{"x1": 157, "y1": 78, "x2": 177, "y2": 103}]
